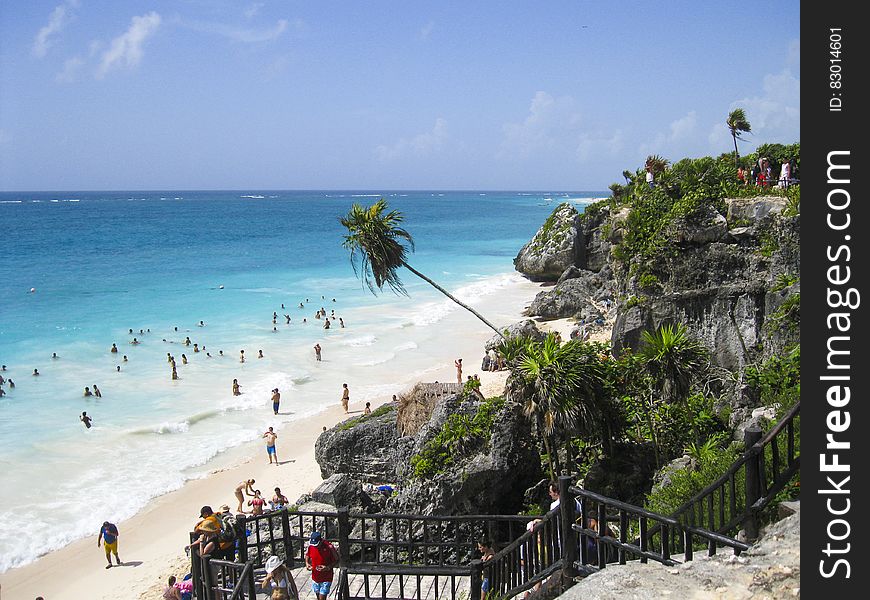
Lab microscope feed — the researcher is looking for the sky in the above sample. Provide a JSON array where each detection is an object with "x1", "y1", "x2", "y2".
[{"x1": 0, "y1": 1, "x2": 800, "y2": 191}]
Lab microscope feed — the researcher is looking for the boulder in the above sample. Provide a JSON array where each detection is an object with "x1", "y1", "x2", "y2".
[
  {"x1": 526, "y1": 271, "x2": 606, "y2": 319},
  {"x1": 669, "y1": 207, "x2": 728, "y2": 245},
  {"x1": 725, "y1": 195, "x2": 788, "y2": 223},
  {"x1": 514, "y1": 203, "x2": 580, "y2": 281},
  {"x1": 485, "y1": 319, "x2": 546, "y2": 351},
  {"x1": 314, "y1": 403, "x2": 399, "y2": 482},
  {"x1": 311, "y1": 473, "x2": 363, "y2": 508}
]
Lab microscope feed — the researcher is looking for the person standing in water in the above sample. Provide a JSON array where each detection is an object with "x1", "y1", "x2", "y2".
[
  {"x1": 271, "y1": 388, "x2": 281, "y2": 415},
  {"x1": 93, "y1": 384, "x2": 102, "y2": 398},
  {"x1": 314, "y1": 343, "x2": 322, "y2": 362},
  {"x1": 81, "y1": 411, "x2": 92, "y2": 428}
]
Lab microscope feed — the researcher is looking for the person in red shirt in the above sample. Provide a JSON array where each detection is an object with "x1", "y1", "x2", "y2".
[{"x1": 305, "y1": 531, "x2": 337, "y2": 600}]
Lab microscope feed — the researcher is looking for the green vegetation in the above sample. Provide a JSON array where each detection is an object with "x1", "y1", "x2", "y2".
[
  {"x1": 337, "y1": 403, "x2": 396, "y2": 431},
  {"x1": 409, "y1": 397, "x2": 506, "y2": 479},
  {"x1": 601, "y1": 144, "x2": 800, "y2": 286},
  {"x1": 726, "y1": 108, "x2": 752, "y2": 165}
]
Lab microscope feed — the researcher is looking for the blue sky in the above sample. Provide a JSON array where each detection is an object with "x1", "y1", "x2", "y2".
[{"x1": 0, "y1": 1, "x2": 800, "y2": 191}]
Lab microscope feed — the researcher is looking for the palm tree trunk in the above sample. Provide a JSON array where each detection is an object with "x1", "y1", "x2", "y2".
[
  {"x1": 402, "y1": 261, "x2": 505, "y2": 339},
  {"x1": 732, "y1": 133, "x2": 740, "y2": 167},
  {"x1": 542, "y1": 434, "x2": 556, "y2": 481}
]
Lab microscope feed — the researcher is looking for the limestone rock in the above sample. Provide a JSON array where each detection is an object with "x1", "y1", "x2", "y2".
[
  {"x1": 314, "y1": 403, "x2": 399, "y2": 482},
  {"x1": 485, "y1": 319, "x2": 546, "y2": 351},
  {"x1": 514, "y1": 203, "x2": 580, "y2": 281}
]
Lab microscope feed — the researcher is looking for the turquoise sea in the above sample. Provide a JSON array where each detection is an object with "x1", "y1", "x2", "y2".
[{"x1": 0, "y1": 190, "x2": 603, "y2": 571}]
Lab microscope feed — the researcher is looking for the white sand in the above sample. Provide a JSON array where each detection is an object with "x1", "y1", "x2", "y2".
[{"x1": 0, "y1": 276, "x2": 551, "y2": 600}]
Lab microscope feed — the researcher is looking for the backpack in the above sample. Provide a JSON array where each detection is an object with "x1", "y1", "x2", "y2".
[{"x1": 218, "y1": 513, "x2": 239, "y2": 543}]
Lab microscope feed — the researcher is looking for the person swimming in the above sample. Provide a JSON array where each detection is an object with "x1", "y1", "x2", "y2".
[
  {"x1": 84, "y1": 386, "x2": 92, "y2": 397},
  {"x1": 52, "y1": 352, "x2": 58, "y2": 359},
  {"x1": 33, "y1": 369, "x2": 40, "y2": 376},
  {"x1": 110, "y1": 344, "x2": 118, "y2": 353}
]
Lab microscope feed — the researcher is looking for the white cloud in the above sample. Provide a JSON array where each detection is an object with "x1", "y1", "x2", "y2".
[
  {"x1": 188, "y1": 19, "x2": 292, "y2": 43},
  {"x1": 96, "y1": 12, "x2": 161, "y2": 79},
  {"x1": 576, "y1": 130, "x2": 624, "y2": 162},
  {"x1": 639, "y1": 110, "x2": 698, "y2": 157},
  {"x1": 56, "y1": 56, "x2": 85, "y2": 83},
  {"x1": 245, "y1": 3, "x2": 265, "y2": 19},
  {"x1": 376, "y1": 118, "x2": 448, "y2": 162},
  {"x1": 709, "y1": 67, "x2": 800, "y2": 149},
  {"x1": 498, "y1": 92, "x2": 586, "y2": 160},
  {"x1": 419, "y1": 21, "x2": 435, "y2": 41},
  {"x1": 33, "y1": 1, "x2": 78, "y2": 58}
]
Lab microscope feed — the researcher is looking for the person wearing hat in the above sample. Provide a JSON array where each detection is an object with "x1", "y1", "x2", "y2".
[
  {"x1": 305, "y1": 531, "x2": 338, "y2": 600},
  {"x1": 188, "y1": 505, "x2": 221, "y2": 557},
  {"x1": 261, "y1": 555, "x2": 299, "y2": 600},
  {"x1": 214, "y1": 504, "x2": 237, "y2": 561}
]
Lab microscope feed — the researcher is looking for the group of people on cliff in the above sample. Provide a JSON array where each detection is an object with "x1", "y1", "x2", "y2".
[{"x1": 737, "y1": 157, "x2": 797, "y2": 188}]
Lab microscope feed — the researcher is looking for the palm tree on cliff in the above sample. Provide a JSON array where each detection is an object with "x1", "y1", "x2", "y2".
[
  {"x1": 503, "y1": 334, "x2": 612, "y2": 478},
  {"x1": 340, "y1": 199, "x2": 504, "y2": 338},
  {"x1": 726, "y1": 108, "x2": 752, "y2": 166},
  {"x1": 640, "y1": 323, "x2": 709, "y2": 464}
]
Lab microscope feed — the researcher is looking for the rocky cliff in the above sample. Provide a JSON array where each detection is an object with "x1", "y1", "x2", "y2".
[{"x1": 516, "y1": 196, "x2": 800, "y2": 393}]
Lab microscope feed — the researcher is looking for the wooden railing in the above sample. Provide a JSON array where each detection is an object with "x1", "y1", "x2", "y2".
[
  {"x1": 668, "y1": 402, "x2": 800, "y2": 542},
  {"x1": 566, "y1": 482, "x2": 749, "y2": 573},
  {"x1": 190, "y1": 545, "x2": 257, "y2": 600}
]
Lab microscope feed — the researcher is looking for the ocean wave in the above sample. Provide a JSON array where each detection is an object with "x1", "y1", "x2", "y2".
[
  {"x1": 393, "y1": 341, "x2": 418, "y2": 352},
  {"x1": 240, "y1": 195, "x2": 265, "y2": 199},
  {"x1": 355, "y1": 353, "x2": 394, "y2": 367},
  {"x1": 341, "y1": 334, "x2": 377, "y2": 347},
  {"x1": 127, "y1": 409, "x2": 220, "y2": 435}
]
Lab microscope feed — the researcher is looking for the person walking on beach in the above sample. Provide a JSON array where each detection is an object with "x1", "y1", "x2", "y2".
[
  {"x1": 455, "y1": 358, "x2": 462, "y2": 384},
  {"x1": 341, "y1": 383, "x2": 349, "y2": 414},
  {"x1": 271, "y1": 388, "x2": 281, "y2": 415},
  {"x1": 263, "y1": 427, "x2": 279, "y2": 465},
  {"x1": 314, "y1": 343, "x2": 322, "y2": 361},
  {"x1": 98, "y1": 521, "x2": 121, "y2": 568},
  {"x1": 81, "y1": 411, "x2": 92, "y2": 428},
  {"x1": 305, "y1": 531, "x2": 338, "y2": 600},
  {"x1": 235, "y1": 479, "x2": 256, "y2": 513}
]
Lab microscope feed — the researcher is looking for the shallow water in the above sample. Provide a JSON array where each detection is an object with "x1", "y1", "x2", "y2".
[{"x1": 0, "y1": 190, "x2": 602, "y2": 571}]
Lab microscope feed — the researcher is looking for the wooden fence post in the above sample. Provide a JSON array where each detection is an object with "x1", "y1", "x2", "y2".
[
  {"x1": 237, "y1": 514, "x2": 248, "y2": 564},
  {"x1": 470, "y1": 559, "x2": 483, "y2": 600},
  {"x1": 337, "y1": 507, "x2": 352, "y2": 600},
  {"x1": 743, "y1": 426, "x2": 763, "y2": 541},
  {"x1": 558, "y1": 475, "x2": 578, "y2": 585}
]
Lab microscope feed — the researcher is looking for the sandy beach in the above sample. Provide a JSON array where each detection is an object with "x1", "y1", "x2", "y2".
[{"x1": 1, "y1": 275, "x2": 575, "y2": 600}]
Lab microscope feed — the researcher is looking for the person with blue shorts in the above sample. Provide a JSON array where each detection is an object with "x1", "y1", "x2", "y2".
[
  {"x1": 305, "y1": 531, "x2": 337, "y2": 600},
  {"x1": 263, "y1": 427, "x2": 279, "y2": 466}
]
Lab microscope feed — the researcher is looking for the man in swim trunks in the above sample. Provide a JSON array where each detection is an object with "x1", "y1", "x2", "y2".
[
  {"x1": 263, "y1": 427, "x2": 279, "y2": 465},
  {"x1": 98, "y1": 521, "x2": 121, "y2": 568},
  {"x1": 341, "y1": 383, "x2": 349, "y2": 414},
  {"x1": 271, "y1": 388, "x2": 281, "y2": 414},
  {"x1": 314, "y1": 343, "x2": 321, "y2": 361},
  {"x1": 81, "y1": 412, "x2": 92, "y2": 428}
]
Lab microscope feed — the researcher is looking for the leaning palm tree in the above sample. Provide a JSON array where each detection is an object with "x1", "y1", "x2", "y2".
[
  {"x1": 340, "y1": 199, "x2": 504, "y2": 338},
  {"x1": 503, "y1": 334, "x2": 612, "y2": 478},
  {"x1": 726, "y1": 108, "x2": 752, "y2": 166}
]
